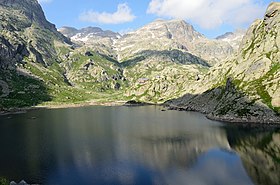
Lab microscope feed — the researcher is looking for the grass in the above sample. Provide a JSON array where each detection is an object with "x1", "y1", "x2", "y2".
[
  {"x1": 0, "y1": 71, "x2": 51, "y2": 109},
  {"x1": 246, "y1": 63, "x2": 280, "y2": 112},
  {"x1": 0, "y1": 50, "x2": 128, "y2": 109}
]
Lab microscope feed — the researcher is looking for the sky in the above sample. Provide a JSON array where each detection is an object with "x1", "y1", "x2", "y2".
[{"x1": 39, "y1": 0, "x2": 274, "y2": 38}]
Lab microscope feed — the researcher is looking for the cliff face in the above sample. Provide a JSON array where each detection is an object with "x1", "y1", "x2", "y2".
[
  {"x1": 0, "y1": 0, "x2": 70, "y2": 68},
  {"x1": 165, "y1": 2, "x2": 280, "y2": 123},
  {"x1": 0, "y1": 0, "x2": 54, "y2": 30},
  {"x1": 0, "y1": 0, "x2": 73, "y2": 108}
]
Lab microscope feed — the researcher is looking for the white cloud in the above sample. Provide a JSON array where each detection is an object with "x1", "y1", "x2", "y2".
[
  {"x1": 147, "y1": 0, "x2": 267, "y2": 29},
  {"x1": 79, "y1": 3, "x2": 136, "y2": 24},
  {"x1": 38, "y1": 0, "x2": 52, "y2": 4}
]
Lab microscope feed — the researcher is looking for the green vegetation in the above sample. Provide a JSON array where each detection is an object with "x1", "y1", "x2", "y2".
[
  {"x1": 0, "y1": 177, "x2": 9, "y2": 185},
  {"x1": 0, "y1": 71, "x2": 51, "y2": 109},
  {"x1": 246, "y1": 63, "x2": 280, "y2": 112}
]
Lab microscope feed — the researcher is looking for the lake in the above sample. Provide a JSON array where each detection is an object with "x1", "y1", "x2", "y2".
[{"x1": 0, "y1": 105, "x2": 279, "y2": 185}]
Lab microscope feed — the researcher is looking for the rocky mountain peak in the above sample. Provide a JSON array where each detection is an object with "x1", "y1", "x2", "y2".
[
  {"x1": 264, "y1": 2, "x2": 280, "y2": 30},
  {"x1": 113, "y1": 19, "x2": 235, "y2": 64},
  {"x1": 0, "y1": 0, "x2": 39, "y2": 7},
  {"x1": 0, "y1": 0, "x2": 54, "y2": 30},
  {"x1": 265, "y1": 2, "x2": 280, "y2": 18},
  {"x1": 136, "y1": 19, "x2": 204, "y2": 41},
  {"x1": 216, "y1": 32, "x2": 234, "y2": 40},
  {"x1": 58, "y1": 27, "x2": 79, "y2": 37},
  {"x1": 59, "y1": 26, "x2": 121, "y2": 41},
  {"x1": 0, "y1": 0, "x2": 70, "y2": 68},
  {"x1": 215, "y1": 30, "x2": 245, "y2": 51}
]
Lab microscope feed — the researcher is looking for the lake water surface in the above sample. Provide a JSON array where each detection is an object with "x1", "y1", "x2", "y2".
[{"x1": 0, "y1": 105, "x2": 279, "y2": 185}]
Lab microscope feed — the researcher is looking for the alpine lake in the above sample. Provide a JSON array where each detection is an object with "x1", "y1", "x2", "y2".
[{"x1": 0, "y1": 105, "x2": 279, "y2": 185}]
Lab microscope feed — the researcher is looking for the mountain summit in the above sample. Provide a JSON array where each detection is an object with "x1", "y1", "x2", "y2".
[
  {"x1": 0, "y1": 0, "x2": 56, "y2": 30},
  {"x1": 0, "y1": 0, "x2": 70, "y2": 68}
]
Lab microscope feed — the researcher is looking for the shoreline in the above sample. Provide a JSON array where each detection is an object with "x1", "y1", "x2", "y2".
[
  {"x1": 0, "y1": 100, "x2": 128, "y2": 116},
  {"x1": 206, "y1": 114, "x2": 280, "y2": 127},
  {"x1": 0, "y1": 100, "x2": 160, "y2": 116},
  {"x1": 165, "y1": 105, "x2": 280, "y2": 126},
  {"x1": 1, "y1": 101, "x2": 279, "y2": 126}
]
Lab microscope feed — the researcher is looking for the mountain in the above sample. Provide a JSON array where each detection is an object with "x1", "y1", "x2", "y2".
[
  {"x1": 114, "y1": 19, "x2": 235, "y2": 65},
  {"x1": 166, "y1": 2, "x2": 280, "y2": 123},
  {"x1": 58, "y1": 26, "x2": 79, "y2": 38},
  {"x1": 0, "y1": 0, "x2": 70, "y2": 68},
  {"x1": 0, "y1": 0, "x2": 130, "y2": 109},
  {"x1": 0, "y1": 0, "x2": 80, "y2": 108},
  {"x1": 216, "y1": 30, "x2": 246, "y2": 51},
  {"x1": 60, "y1": 20, "x2": 240, "y2": 66},
  {"x1": 59, "y1": 26, "x2": 121, "y2": 41},
  {"x1": 59, "y1": 26, "x2": 121, "y2": 59},
  {"x1": 57, "y1": 20, "x2": 214, "y2": 103}
]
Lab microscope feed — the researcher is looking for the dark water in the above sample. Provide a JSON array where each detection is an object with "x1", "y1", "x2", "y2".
[{"x1": 0, "y1": 106, "x2": 279, "y2": 185}]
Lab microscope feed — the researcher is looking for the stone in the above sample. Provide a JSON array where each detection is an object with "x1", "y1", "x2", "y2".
[{"x1": 84, "y1": 51, "x2": 93, "y2": 56}]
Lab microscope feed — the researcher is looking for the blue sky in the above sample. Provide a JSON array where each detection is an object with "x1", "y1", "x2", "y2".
[{"x1": 39, "y1": 0, "x2": 274, "y2": 38}]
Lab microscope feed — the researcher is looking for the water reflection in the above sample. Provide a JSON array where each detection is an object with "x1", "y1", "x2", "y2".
[
  {"x1": 0, "y1": 106, "x2": 279, "y2": 185},
  {"x1": 227, "y1": 127, "x2": 280, "y2": 185}
]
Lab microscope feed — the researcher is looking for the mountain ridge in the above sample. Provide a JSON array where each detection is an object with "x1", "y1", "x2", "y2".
[{"x1": 59, "y1": 19, "x2": 242, "y2": 65}]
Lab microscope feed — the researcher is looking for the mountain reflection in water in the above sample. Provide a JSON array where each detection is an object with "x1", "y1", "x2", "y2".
[{"x1": 0, "y1": 106, "x2": 279, "y2": 185}]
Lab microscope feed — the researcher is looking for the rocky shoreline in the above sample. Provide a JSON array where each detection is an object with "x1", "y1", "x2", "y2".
[{"x1": 166, "y1": 105, "x2": 280, "y2": 125}]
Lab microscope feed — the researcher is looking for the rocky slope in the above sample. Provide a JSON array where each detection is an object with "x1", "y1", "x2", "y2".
[
  {"x1": 0, "y1": 0, "x2": 71, "y2": 66},
  {"x1": 166, "y1": 2, "x2": 280, "y2": 123},
  {"x1": 0, "y1": 0, "x2": 73, "y2": 108},
  {"x1": 58, "y1": 26, "x2": 120, "y2": 59},
  {"x1": 0, "y1": 0, "x2": 109, "y2": 108}
]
